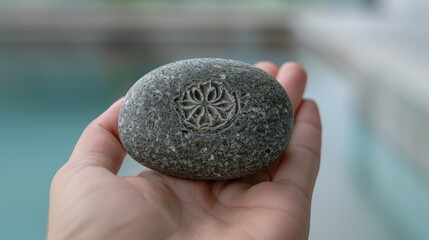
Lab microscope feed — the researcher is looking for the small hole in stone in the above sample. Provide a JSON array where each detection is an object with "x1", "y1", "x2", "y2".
[
  {"x1": 265, "y1": 148, "x2": 271, "y2": 154},
  {"x1": 182, "y1": 130, "x2": 189, "y2": 134},
  {"x1": 195, "y1": 140, "x2": 205, "y2": 148}
]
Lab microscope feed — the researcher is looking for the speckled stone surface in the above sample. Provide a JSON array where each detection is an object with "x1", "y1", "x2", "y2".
[{"x1": 118, "y1": 58, "x2": 293, "y2": 180}]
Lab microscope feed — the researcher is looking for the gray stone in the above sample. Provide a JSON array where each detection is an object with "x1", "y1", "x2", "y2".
[{"x1": 118, "y1": 58, "x2": 293, "y2": 180}]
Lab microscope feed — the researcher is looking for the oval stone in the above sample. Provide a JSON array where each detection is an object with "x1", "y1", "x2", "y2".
[{"x1": 118, "y1": 58, "x2": 293, "y2": 180}]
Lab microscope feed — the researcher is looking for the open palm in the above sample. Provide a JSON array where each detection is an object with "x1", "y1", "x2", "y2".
[{"x1": 48, "y1": 62, "x2": 322, "y2": 240}]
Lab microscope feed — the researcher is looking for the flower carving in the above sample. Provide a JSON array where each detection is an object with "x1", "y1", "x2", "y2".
[{"x1": 175, "y1": 80, "x2": 239, "y2": 133}]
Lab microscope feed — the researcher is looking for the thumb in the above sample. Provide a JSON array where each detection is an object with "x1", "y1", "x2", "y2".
[{"x1": 66, "y1": 98, "x2": 126, "y2": 174}]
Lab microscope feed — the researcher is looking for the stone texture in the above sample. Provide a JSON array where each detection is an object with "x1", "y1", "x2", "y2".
[{"x1": 118, "y1": 58, "x2": 293, "y2": 180}]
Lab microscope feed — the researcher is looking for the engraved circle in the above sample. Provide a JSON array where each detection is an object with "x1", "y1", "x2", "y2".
[{"x1": 175, "y1": 80, "x2": 240, "y2": 133}]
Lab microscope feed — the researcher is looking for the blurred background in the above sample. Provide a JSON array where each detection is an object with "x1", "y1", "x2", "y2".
[{"x1": 0, "y1": 0, "x2": 428, "y2": 239}]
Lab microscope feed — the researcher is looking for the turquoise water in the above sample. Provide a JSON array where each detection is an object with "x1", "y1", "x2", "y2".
[
  {"x1": 0, "y1": 46, "x2": 119, "y2": 239},
  {"x1": 351, "y1": 115, "x2": 429, "y2": 240}
]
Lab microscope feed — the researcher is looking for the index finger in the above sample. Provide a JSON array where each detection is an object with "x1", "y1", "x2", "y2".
[{"x1": 276, "y1": 62, "x2": 307, "y2": 114}]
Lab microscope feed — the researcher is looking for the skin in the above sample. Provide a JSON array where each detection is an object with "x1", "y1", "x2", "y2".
[{"x1": 48, "y1": 62, "x2": 322, "y2": 240}]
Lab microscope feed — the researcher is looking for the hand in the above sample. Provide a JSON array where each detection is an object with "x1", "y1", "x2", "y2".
[{"x1": 48, "y1": 62, "x2": 322, "y2": 240}]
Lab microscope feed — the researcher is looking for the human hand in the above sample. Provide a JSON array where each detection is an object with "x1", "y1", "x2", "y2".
[{"x1": 48, "y1": 61, "x2": 322, "y2": 240}]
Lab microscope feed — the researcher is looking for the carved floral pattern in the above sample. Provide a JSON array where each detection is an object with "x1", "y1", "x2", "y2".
[{"x1": 176, "y1": 80, "x2": 239, "y2": 133}]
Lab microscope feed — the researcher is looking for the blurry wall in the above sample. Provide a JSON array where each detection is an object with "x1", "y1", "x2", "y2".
[{"x1": 290, "y1": 1, "x2": 429, "y2": 239}]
